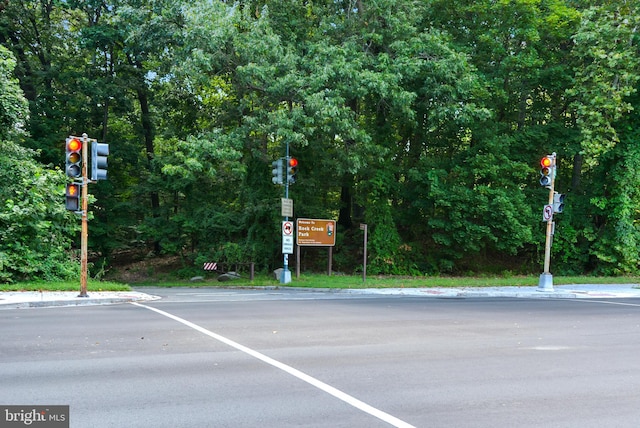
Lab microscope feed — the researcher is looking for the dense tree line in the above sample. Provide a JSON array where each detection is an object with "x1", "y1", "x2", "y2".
[{"x1": 1, "y1": 0, "x2": 639, "y2": 282}]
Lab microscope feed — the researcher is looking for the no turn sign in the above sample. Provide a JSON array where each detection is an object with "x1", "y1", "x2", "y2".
[
  {"x1": 542, "y1": 204, "x2": 554, "y2": 222},
  {"x1": 282, "y1": 221, "x2": 293, "y2": 236}
]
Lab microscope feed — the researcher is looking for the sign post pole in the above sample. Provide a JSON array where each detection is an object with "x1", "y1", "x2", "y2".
[{"x1": 360, "y1": 224, "x2": 368, "y2": 283}]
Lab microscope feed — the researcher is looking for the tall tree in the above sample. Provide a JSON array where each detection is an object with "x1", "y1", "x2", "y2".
[{"x1": 0, "y1": 46, "x2": 76, "y2": 282}]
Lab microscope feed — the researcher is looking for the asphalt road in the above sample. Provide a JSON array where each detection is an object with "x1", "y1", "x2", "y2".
[{"x1": 2, "y1": 288, "x2": 640, "y2": 427}]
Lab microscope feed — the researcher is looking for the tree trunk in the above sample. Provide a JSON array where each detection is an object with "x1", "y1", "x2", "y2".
[
  {"x1": 338, "y1": 175, "x2": 354, "y2": 228},
  {"x1": 571, "y1": 153, "x2": 583, "y2": 192},
  {"x1": 136, "y1": 85, "x2": 161, "y2": 254}
]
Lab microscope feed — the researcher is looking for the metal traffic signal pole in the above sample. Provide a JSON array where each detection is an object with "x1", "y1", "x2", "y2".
[
  {"x1": 538, "y1": 153, "x2": 556, "y2": 291},
  {"x1": 79, "y1": 133, "x2": 89, "y2": 297},
  {"x1": 281, "y1": 142, "x2": 292, "y2": 284},
  {"x1": 65, "y1": 133, "x2": 109, "y2": 297}
]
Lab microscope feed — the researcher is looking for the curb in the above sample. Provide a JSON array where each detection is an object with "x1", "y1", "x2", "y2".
[{"x1": 1, "y1": 297, "x2": 140, "y2": 309}]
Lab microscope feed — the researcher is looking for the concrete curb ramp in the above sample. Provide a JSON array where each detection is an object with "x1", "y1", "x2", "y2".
[{"x1": 0, "y1": 291, "x2": 160, "y2": 309}]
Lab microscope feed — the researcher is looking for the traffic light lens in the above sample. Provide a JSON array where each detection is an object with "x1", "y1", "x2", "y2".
[
  {"x1": 289, "y1": 158, "x2": 298, "y2": 167},
  {"x1": 540, "y1": 157, "x2": 552, "y2": 168},
  {"x1": 68, "y1": 139, "x2": 82, "y2": 151},
  {"x1": 68, "y1": 152, "x2": 81, "y2": 163},
  {"x1": 67, "y1": 165, "x2": 81, "y2": 177},
  {"x1": 541, "y1": 167, "x2": 550, "y2": 176},
  {"x1": 66, "y1": 184, "x2": 79, "y2": 196}
]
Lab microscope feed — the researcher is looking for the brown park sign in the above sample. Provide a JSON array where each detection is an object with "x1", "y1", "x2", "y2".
[{"x1": 296, "y1": 218, "x2": 336, "y2": 246}]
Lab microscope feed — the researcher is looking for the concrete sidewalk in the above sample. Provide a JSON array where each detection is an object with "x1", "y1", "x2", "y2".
[
  {"x1": 343, "y1": 283, "x2": 640, "y2": 299},
  {"x1": 0, "y1": 290, "x2": 160, "y2": 309},
  {"x1": 1, "y1": 283, "x2": 639, "y2": 309}
]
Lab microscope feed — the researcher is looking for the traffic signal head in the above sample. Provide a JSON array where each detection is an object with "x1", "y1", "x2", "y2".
[
  {"x1": 65, "y1": 183, "x2": 81, "y2": 211},
  {"x1": 553, "y1": 192, "x2": 565, "y2": 213},
  {"x1": 287, "y1": 157, "x2": 298, "y2": 184},
  {"x1": 66, "y1": 137, "x2": 82, "y2": 178},
  {"x1": 539, "y1": 155, "x2": 555, "y2": 187},
  {"x1": 91, "y1": 142, "x2": 109, "y2": 181},
  {"x1": 272, "y1": 158, "x2": 284, "y2": 185}
]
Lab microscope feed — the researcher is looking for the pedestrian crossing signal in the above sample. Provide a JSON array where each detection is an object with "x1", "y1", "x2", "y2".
[{"x1": 65, "y1": 183, "x2": 80, "y2": 211}]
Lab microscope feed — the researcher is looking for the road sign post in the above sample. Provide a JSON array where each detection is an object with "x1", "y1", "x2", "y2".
[{"x1": 360, "y1": 223, "x2": 368, "y2": 283}]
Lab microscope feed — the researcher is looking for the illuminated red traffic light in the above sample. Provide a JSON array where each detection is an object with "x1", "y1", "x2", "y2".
[
  {"x1": 287, "y1": 157, "x2": 298, "y2": 184},
  {"x1": 67, "y1": 138, "x2": 82, "y2": 152}
]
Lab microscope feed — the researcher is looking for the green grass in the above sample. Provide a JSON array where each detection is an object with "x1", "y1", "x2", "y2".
[
  {"x1": 3, "y1": 274, "x2": 639, "y2": 292},
  {"x1": 0, "y1": 280, "x2": 131, "y2": 292}
]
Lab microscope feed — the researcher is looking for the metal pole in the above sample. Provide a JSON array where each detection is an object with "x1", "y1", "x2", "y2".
[
  {"x1": 296, "y1": 245, "x2": 300, "y2": 278},
  {"x1": 538, "y1": 152, "x2": 556, "y2": 291},
  {"x1": 79, "y1": 134, "x2": 89, "y2": 297},
  {"x1": 362, "y1": 224, "x2": 368, "y2": 283},
  {"x1": 281, "y1": 141, "x2": 291, "y2": 284}
]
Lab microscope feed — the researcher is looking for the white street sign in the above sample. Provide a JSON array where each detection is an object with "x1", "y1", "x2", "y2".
[
  {"x1": 282, "y1": 236, "x2": 294, "y2": 254},
  {"x1": 282, "y1": 221, "x2": 294, "y2": 254},
  {"x1": 281, "y1": 198, "x2": 293, "y2": 217},
  {"x1": 282, "y1": 221, "x2": 293, "y2": 236},
  {"x1": 543, "y1": 204, "x2": 554, "y2": 222}
]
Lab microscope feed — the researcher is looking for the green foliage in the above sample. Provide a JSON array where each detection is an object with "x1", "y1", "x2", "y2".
[
  {"x1": 0, "y1": 141, "x2": 78, "y2": 282},
  {"x1": 0, "y1": 46, "x2": 77, "y2": 282},
  {"x1": 0, "y1": 47, "x2": 29, "y2": 140},
  {"x1": 569, "y1": 5, "x2": 640, "y2": 165},
  {"x1": 2, "y1": 0, "x2": 640, "y2": 279}
]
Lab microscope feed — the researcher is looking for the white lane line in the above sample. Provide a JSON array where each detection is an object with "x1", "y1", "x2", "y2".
[
  {"x1": 131, "y1": 302, "x2": 415, "y2": 428},
  {"x1": 567, "y1": 299, "x2": 640, "y2": 307}
]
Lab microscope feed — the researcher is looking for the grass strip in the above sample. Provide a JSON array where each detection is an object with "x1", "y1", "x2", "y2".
[{"x1": 2, "y1": 274, "x2": 639, "y2": 292}]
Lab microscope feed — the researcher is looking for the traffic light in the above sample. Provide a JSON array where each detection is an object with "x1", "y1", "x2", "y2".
[
  {"x1": 66, "y1": 137, "x2": 82, "y2": 178},
  {"x1": 65, "y1": 183, "x2": 80, "y2": 211},
  {"x1": 553, "y1": 192, "x2": 565, "y2": 213},
  {"x1": 287, "y1": 157, "x2": 298, "y2": 184},
  {"x1": 272, "y1": 158, "x2": 283, "y2": 185},
  {"x1": 91, "y1": 142, "x2": 109, "y2": 181},
  {"x1": 539, "y1": 155, "x2": 555, "y2": 187}
]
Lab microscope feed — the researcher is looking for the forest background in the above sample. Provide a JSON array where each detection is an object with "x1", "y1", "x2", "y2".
[{"x1": 1, "y1": 0, "x2": 640, "y2": 283}]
